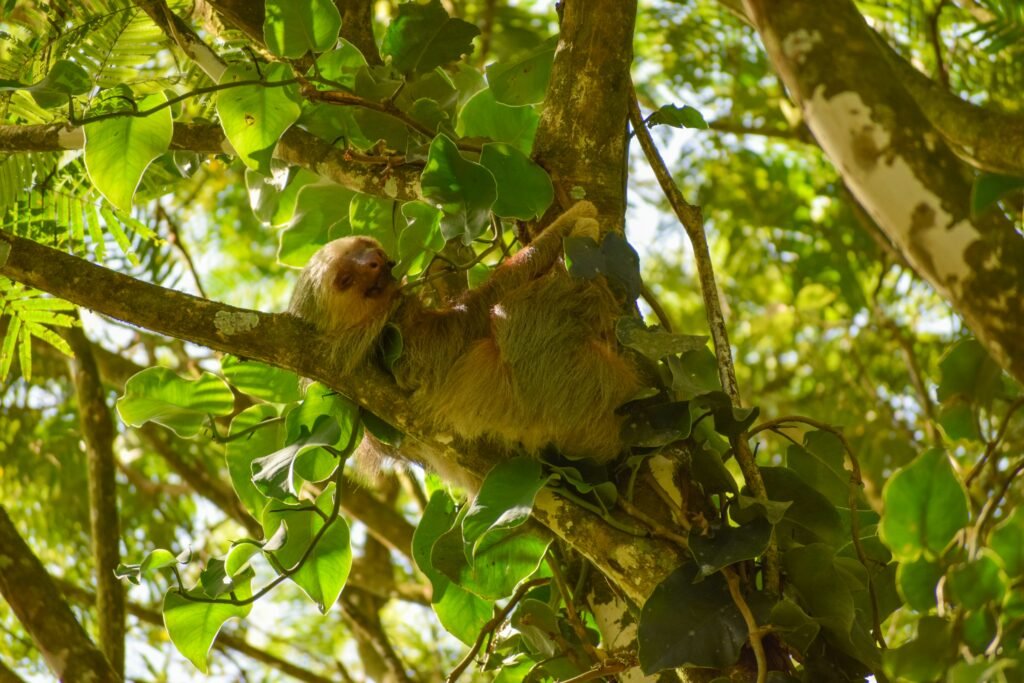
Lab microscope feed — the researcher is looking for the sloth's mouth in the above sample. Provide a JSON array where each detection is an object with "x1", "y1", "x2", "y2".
[{"x1": 364, "y1": 269, "x2": 395, "y2": 297}]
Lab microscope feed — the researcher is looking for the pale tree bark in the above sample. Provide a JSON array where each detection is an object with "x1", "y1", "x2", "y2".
[
  {"x1": 743, "y1": 0, "x2": 1024, "y2": 383},
  {"x1": 0, "y1": 507, "x2": 121, "y2": 683}
]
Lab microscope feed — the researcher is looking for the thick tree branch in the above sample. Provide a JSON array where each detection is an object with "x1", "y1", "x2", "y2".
[
  {"x1": 744, "y1": 0, "x2": 1024, "y2": 384},
  {"x1": 531, "y1": 0, "x2": 637, "y2": 222},
  {"x1": 0, "y1": 507, "x2": 121, "y2": 683},
  {"x1": 879, "y1": 33, "x2": 1024, "y2": 175},
  {"x1": 65, "y1": 323, "x2": 127, "y2": 678},
  {"x1": 0, "y1": 230, "x2": 685, "y2": 604}
]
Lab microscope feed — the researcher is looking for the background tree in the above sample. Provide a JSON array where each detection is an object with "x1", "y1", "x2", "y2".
[{"x1": 0, "y1": 1, "x2": 1022, "y2": 682}]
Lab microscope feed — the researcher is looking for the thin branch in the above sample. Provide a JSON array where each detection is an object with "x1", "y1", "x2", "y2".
[
  {"x1": 965, "y1": 397, "x2": 1024, "y2": 487},
  {"x1": 446, "y1": 578, "x2": 550, "y2": 683},
  {"x1": 628, "y1": 84, "x2": 778, "y2": 593},
  {"x1": 341, "y1": 593, "x2": 413, "y2": 683},
  {"x1": 546, "y1": 552, "x2": 603, "y2": 664},
  {"x1": 640, "y1": 282, "x2": 673, "y2": 332},
  {"x1": 723, "y1": 567, "x2": 767, "y2": 683}
]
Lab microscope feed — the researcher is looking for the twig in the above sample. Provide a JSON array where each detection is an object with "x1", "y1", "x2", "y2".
[
  {"x1": 723, "y1": 567, "x2": 767, "y2": 683},
  {"x1": 157, "y1": 202, "x2": 207, "y2": 299},
  {"x1": 628, "y1": 84, "x2": 777, "y2": 593},
  {"x1": 617, "y1": 497, "x2": 689, "y2": 549},
  {"x1": 965, "y1": 397, "x2": 1024, "y2": 487},
  {"x1": 640, "y1": 282, "x2": 673, "y2": 332},
  {"x1": 446, "y1": 577, "x2": 549, "y2": 683},
  {"x1": 547, "y1": 551, "x2": 604, "y2": 664},
  {"x1": 557, "y1": 658, "x2": 633, "y2": 683}
]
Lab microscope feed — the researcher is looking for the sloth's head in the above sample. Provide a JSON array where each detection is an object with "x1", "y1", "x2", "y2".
[{"x1": 290, "y1": 236, "x2": 398, "y2": 332}]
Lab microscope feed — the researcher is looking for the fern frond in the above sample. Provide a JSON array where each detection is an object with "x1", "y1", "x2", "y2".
[{"x1": 0, "y1": 277, "x2": 75, "y2": 383}]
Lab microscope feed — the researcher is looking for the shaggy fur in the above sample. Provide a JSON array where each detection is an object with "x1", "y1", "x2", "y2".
[{"x1": 289, "y1": 201, "x2": 641, "y2": 462}]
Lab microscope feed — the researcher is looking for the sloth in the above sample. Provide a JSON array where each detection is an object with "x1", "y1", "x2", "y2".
[{"x1": 289, "y1": 201, "x2": 642, "y2": 463}]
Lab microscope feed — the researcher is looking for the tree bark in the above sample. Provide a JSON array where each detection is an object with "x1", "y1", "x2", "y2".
[
  {"x1": 744, "y1": 0, "x2": 1024, "y2": 383},
  {"x1": 65, "y1": 323, "x2": 127, "y2": 678},
  {"x1": 0, "y1": 507, "x2": 121, "y2": 683}
]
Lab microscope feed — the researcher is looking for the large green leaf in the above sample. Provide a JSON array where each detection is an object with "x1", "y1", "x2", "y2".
[
  {"x1": 689, "y1": 517, "x2": 772, "y2": 577},
  {"x1": 879, "y1": 449, "x2": 969, "y2": 562},
  {"x1": 262, "y1": 484, "x2": 351, "y2": 612},
  {"x1": 783, "y1": 544, "x2": 854, "y2": 636},
  {"x1": 0, "y1": 59, "x2": 91, "y2": 108},
  {"x1": 991, "y1": 507, "x2": 1024, "y2": 577},
  {"x1": 381, "y1": 0, "x2": 479, "y2": 77},
  {"x1": 84, "y1": 89, "x2": 173, "y2": 211},
  {"x1": 947, "y1": 551, "x2": 1007, "y2": 610},
  {"x1": 116, "y1": 368, "x2": 234, "y2": 438},
  {"x1": 226, "y1": 404, "x2": 285, "y2": 518},
  {"x1": 485, "y1": 36, "x2": 557, "y2": 105},
  {"x1": 420, "y1": 134, "x2": 496, "y2": 242},
  {"x1": 457, "y1": 89, "x2": 538, "y2": 153},
  {"x1": 412, "y1": 491, "x2": 491, "y2": 645},
  {"x1": 263, "y1": 0, "x2": 341, "y2": 58},
  {"x1": 251, "y1": 415, "x2": 342, "y2": 502},
  {"x1": 462, "y1": 457, "x2": 552, "y2": 557},
  {"x1": 221, "y1": 355, "x2": 300, "y2": 404},
  {"x1": 478, "y1": 142, "x2": 552, "y2": 219},
  {"x1": 216, "y1": 63, "x2": 301, "y2": 174},
  {"x1": 278, "y1": 181, "x2": 357, "y2": 266},
  {"x1": 881, "y1": 616, "x2": 955, "y2": 682},
  {"x1": 395, "y1": 201, "x2": 445, "y2": 278},
  {"x1": 638, "y1": 563, "x2": 746, "y2": 673},
  {"x1": 163, "y1": 566, "x2": 254, "y2": 672}
]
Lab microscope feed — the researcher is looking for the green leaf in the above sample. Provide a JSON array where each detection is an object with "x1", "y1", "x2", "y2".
[
  {"x1": 690, "y1": 443, "x2": 739, "y2": 495},
  {"x1": 395, "y1": 201, "x2": 445, "y2": 278},
  {"x1": 420, "y1": 134, "x2": 496, "y2": 242},
  {"x1": 263, "y1": 0, "x2": 341, "y2": 58},
  {"x1": 457, "y1": 89, "x2": 539, "y2": 153},
  {"x1": 463, "y1": 457, "x2": 551, "y2": 557},
  {"x1": 937, "y1": 402, "x2": 981, "y2": 442},
  {"x1": 962, "y1": 607, "x2": 998, "y2": 656},
  {"x1": 616, "y1": 318, "x2": 708, "y2": 360},
  {"x1": 226, "y1": 404, "x2": 285, "y2": 517},
  {"x1": 668, "y1": 348, "x2": 722, "y2": 400},
  {"x1": 621, "y1": 401, "x2": 692, "y2": 448},
  {"x1": 647, "y1": 104, "x2": 709, "y2": 130},
  {"x1": 564, "y1": 233, "x2": 642, "y2": 301},
  {"x1": 252, "y1": 415, "x2": 341, "y2": 501},
  {"x1": 116, "y1": 368, "x2": 234, "y2": 437},
  {"x1": 936, "y1": 338, "x2": 1004, "y2": 406},
  {"x1": 478, "y1": 143, "x2": 553, "y2": 219},
  {"x1": 693, "y1": 391, "x2": 760, "y2": 439},
  {"x1": 278, "y1": 181, "x2": 357, "y2": 266},
  {"x1": 485, "y1": 36, "x2": 557, "y2": 106},
  {"x1": 947, "y1": 551, "x2": 1006, "y2": 610},
  {"x1": 432, "y1": 510, "x2": 549, "y2": 601},
  {"x1": 879, "y1": 449, "x2": 969, "y2": 562},
  {"x1": 785, "y1": 430, "x2": 850, "y2": 508},
  {"x1": 760, "y1": 467, "x2": 844, "y2": 547},
  {"x1": 163, "y1": 567, "x2": 254, "y2": 672},
  {"x1": 971, "y1": 173, "x2": 1024, "y2": 216},
  {"x1": 991, "y1": 507, "x2": 1024, "y2": 577},
  {"x1": 783, "y1": 544, "x2": 854, "y2": 636},
  {"x1": 881, "y1": 616, "x2": 954, "y2": 682},
  {"x1": 0, "y1": 59, "x2": 91, "y2": 108},
  {"x1": 84, "y1": 90, "x2": 173, "y2": 212},
  {"x1": 412, "y1": 491, "x2": 491, "y2": 645},
  {"x1": 349, "y1": 194, "x2": 400, "y2": 255},
  {"x1": 262, "y1": 484, "x2": 351, "y2": 612},
  {"x1": 222, "y1": 355, "x2": 300, "y2": 403},
  {"x1": 689, "y1": 518, "x2": 772, "y2": 577},
  {"x1": 896, "y1": 557, "x2": 944, "y2": 612},
  {"x1": 381, "y1": 0, "x2": 479, "y2": 76},
  {"x1": 769, "y1": 599, "x2": 820, "y2": 655},
  {"x1": 216, "y1": 63, "x2": 301, "y2": 174},
  {"x1": 638, "y1": 563, "x2": 746, "y2": 673}
]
